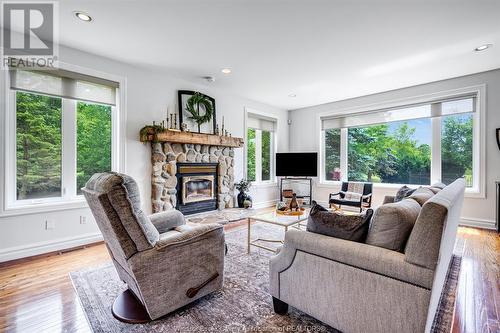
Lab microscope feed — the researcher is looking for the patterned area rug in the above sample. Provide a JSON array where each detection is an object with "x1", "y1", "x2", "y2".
[
  {"x1": 185, "y1": 208, "x2": 256, "y2": 225},
  {"x1": 71, "y1": 224, "x2": 461, "y2": 333}
]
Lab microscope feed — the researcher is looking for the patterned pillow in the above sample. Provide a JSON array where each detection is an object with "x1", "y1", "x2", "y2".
[
  {"x1": 394, "y1": 185, "x2": 417, "y2": 202},
  {"x1": 340, "y1": 191, "x2": 362, "y2": 201},
  {"x1": 307, "y1": 204, "x2": 374, "y2": 242}
]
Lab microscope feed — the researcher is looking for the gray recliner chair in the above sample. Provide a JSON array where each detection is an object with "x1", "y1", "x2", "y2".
[{"x1": 82, "y1": 172, "x2": 225, "y2": 322}]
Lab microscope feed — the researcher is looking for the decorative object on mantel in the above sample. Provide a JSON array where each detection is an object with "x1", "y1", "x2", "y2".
[
  {"x1": 235, "y1": 179, "x2": 252, "y2": 208},
  {"x1": 139, "y1": 126, "x2": 243, "y2": 147},
  {"x1": 178, "y1": 90, "x2": 216, "y2": 134},
  {"x1": 185, "y1": 92, "x2": 214, "y2": 133}
]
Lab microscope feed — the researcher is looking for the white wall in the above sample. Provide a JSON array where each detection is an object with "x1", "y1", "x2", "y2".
[
  {"x1": 0, "y1": 45, "x2": 288, "y2": 262},
  {"x1": 289, "y1": 69, "x2": 500, "y2": 229}
]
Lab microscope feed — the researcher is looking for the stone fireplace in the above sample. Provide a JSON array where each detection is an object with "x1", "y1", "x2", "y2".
[{"x1": 151, "y1": 142, "x2": 235, "y2": 214}]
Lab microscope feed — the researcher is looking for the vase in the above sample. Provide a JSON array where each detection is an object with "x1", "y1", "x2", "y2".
[{"x1": 237, "y1": 191, "x2": 251, "y2": 208}]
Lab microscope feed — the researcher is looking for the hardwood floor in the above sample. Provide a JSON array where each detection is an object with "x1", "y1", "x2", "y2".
[
  {"x1": 0, "y1": 226, "x2": 498, "y2": 333},
  {"x1": 452, "y1": 228, "x2": 500, "y2": 333}
]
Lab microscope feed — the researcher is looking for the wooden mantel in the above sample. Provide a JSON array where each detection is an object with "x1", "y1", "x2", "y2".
[{"x1": 140, "y1": 128, "x2": 244, "y2": 148}]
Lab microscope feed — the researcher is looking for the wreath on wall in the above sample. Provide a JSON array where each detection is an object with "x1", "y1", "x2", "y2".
[{"x1": 185, "y1": 92, "x2": 214, "y2": 133}]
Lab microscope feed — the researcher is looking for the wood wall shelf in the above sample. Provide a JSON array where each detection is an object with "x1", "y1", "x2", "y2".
[{"x1": 140, "y1": 128, "x2": 244, "y2": 148}]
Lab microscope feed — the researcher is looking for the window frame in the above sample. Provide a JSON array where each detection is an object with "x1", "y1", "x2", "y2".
[
  {"x1": 318, "y1": 85, "x2": 485, "y2": 198},
  {"x1": 1, "y1": 62, "x2": 127, "y2": 216},
  {"x1": 244, "y1": 108, "x2": 277, "y2": 185}
]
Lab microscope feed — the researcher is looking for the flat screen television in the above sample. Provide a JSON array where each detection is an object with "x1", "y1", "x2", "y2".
[{"x1": 276, "y1": 152, "x2": 318, "y2": 177}]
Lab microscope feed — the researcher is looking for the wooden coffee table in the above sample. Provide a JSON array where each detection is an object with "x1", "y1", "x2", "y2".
[{"x1": 247, "y1": 210, "x2": 310, "y2": 253}]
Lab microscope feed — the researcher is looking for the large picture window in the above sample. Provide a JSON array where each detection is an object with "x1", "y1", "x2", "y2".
[
  {"x1": 7, "y1": 68, "x2": 118, "y2": 208},
  {"x1": 246, "y1": 112, "x2": 276, "y2": 183},
  {"x1": 322, "y1": 96, "x2": 477, "y2": 189}
]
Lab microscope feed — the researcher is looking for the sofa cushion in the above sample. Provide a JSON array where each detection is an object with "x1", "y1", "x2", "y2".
[
  {"x1": 307, "y1": 204, "x2": 373, "y2": 242},
  {"x1": 405, "y1": 201, "x2": 449, "y2": 269},
  {"x1": 394, "y1": 185, "x2": 417, "y2": 202},
  {"x1": 408, "y1": 187, "x2": 435, "y2": 206},
  {"x1": 365, "y1": 198, "x2": 421, "y2": 252}
]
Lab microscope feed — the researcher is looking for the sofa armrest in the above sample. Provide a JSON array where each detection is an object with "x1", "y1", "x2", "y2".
[
  {"x1": 155, "y1": 223, "x2": 223, "y2": 249},
  {"x1": 270, "y1": 230, "x2": 435, "y2": 296},
  {"x1": 383, "y1": 195, "x2": 396, "y2": 204},
  {"x1": 149, "y1": 210, "x2": 185, "y2": 233}
]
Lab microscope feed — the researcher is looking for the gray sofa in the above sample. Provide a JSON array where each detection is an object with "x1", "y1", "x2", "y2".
[
  {"x1": 269, "y1": 179, "x2": 465, "y2": 333},
  {"x1": 83, "y1": 172, "x2": 225, "y2": 321}
]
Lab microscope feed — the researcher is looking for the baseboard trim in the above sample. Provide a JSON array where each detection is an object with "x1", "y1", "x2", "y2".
[
  {"x1": 459, "y1": 217, "x2": 496, "y2": 230},
  {"x1": 252, "y1": 199, "x2": 278, "y2": 209},
  {"x1": 0, "y1": 232, "x2": 103, "y2": 263}
]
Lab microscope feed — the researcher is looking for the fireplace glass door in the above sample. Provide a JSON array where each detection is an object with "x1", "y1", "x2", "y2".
[{"x1": 182, "y1": 175, "x2": 215, "y2": 204}]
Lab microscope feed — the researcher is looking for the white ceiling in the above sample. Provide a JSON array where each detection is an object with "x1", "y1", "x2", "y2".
[{"x1": 32, "y1": 0, "x2": 500, "y2": 109}]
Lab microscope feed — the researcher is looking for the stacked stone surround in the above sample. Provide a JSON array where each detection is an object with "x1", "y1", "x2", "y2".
[{"x1": 151, "y1": 142, "x2": 235, "y2": 213}]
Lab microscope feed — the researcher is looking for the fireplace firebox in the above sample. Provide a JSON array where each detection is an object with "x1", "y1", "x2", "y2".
[{"x1": 176, "y1": 163, "x2": 218, "y2": 215}]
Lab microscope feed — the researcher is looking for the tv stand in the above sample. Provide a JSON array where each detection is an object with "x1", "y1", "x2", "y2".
[{"x1": 279, "y1": 177, "x2": 313, "y2": 206}]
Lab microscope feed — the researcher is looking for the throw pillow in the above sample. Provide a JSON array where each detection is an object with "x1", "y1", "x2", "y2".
[
  {"x1": 431, "y1": 182, "x2": 446, "y2": 189},
  {"x1": 307, "y1": 204, "x2": 373, "y2": 242},
  {"x1": 408, "y1": 187, "x2": 435, "y2": 206},
  {"x1": 394, "y1": 185, "x2": 417, "y2": 202},
  {"x1": 365, "y1": 198, "x2": 421, "y2": 252}
]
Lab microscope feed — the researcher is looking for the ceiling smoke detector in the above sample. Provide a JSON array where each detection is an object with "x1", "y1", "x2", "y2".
[{"x1": 202, "y1": 76, "x2": 216, "y2": 83}]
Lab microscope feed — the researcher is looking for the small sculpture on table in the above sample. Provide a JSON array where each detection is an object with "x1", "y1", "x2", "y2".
[
  {"x1": 276, "y1": 193, "x2": 304, "y2": 216},
  {"x1": 288, "y1": 193, "x2": 300, "y2": 212}
]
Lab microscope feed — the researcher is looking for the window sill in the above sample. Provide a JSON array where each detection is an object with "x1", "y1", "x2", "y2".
[
  {"x1": 1, "y1": 198, "x2": 89, "y2": 217},
  {"x1": 250, "y1": 181, "x2": 278, "y2": 188}
]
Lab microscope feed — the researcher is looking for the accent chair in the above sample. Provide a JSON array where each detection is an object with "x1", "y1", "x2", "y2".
[
  {"x1": 82, "y1": 172, "x2": 225, "y2": 322},
  {"x1": 329, "y1": 181, "x2": 373, "y2": 212}
]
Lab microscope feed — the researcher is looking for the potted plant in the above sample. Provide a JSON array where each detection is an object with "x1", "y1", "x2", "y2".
[{"x1": 235, "y1": 179, "x2": 252, "y2": 208}]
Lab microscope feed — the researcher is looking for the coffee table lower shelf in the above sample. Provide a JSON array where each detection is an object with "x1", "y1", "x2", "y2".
[{"x1": 246, "y1": 214, "x2": 308, "y2": 254}]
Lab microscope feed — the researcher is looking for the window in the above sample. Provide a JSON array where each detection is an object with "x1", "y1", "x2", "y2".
[
  {"x1": 16, "y1": 92, "x2": 62, "y2": 200},
  {"x1": 246, "y1": 112, "x2": 276, "y2": 183},
  {"x1": 76, "y1": 102, "x2": 112, "y2": 194},
  {"x1": 247, "y1": 128, "x2": 256, "y2": 182},
  {"x1": 324, "y1": 128, "x2": 341, "y2": 180},
  {"x1": 441, "y1": 113, "x2": 473, "y2": 186},
  {"x1": 7, "y1": 68, "x2": 118, "y2": 207},
  {"x1": 321, "y1": 96, "x2": 477, "y2": 189},
  {"x1": 347, "y1": 119, "x2": 431, "y2": 185}
]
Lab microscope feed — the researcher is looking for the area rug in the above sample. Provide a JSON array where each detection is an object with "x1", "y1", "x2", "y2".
[
  {"x1": 430, "y1": 255, "x2": 462, "y2": 332},
  {"x1": 71, "y1": 224, "x2": 461, "y2": 333},
  {"x1": 185, "y1": 208, "x2": 256, "y2": 225}
]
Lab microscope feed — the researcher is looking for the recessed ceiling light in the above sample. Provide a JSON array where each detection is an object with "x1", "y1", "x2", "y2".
[
  {"x1": 288, "y1": 93, "x2": 297, "y2": 98},
  {"x1": 221, "y1": 68, "x2": 231, "y2": 74},
  {"x1": 474, "y1": 44, "x2": 492, "y2": 52},
  {"x1": 74, "y1": 11, "x2": 92, "y2": 22}
]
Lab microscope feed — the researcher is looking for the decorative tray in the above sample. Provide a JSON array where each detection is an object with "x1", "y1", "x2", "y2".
[{"x1": 276, "y1": 208, "x2": 306, "y2": 216}]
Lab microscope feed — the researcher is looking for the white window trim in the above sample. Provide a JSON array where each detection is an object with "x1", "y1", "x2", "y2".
[
  {"x1": 0, "y1": 62, "x2": 127, "y2": 217},
  {"x1": 244, "y1": 107, "x2": 277, "y2": 185},
  {"x1": 317, "y1": 84, "x2": 486, "y2": 198}
]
